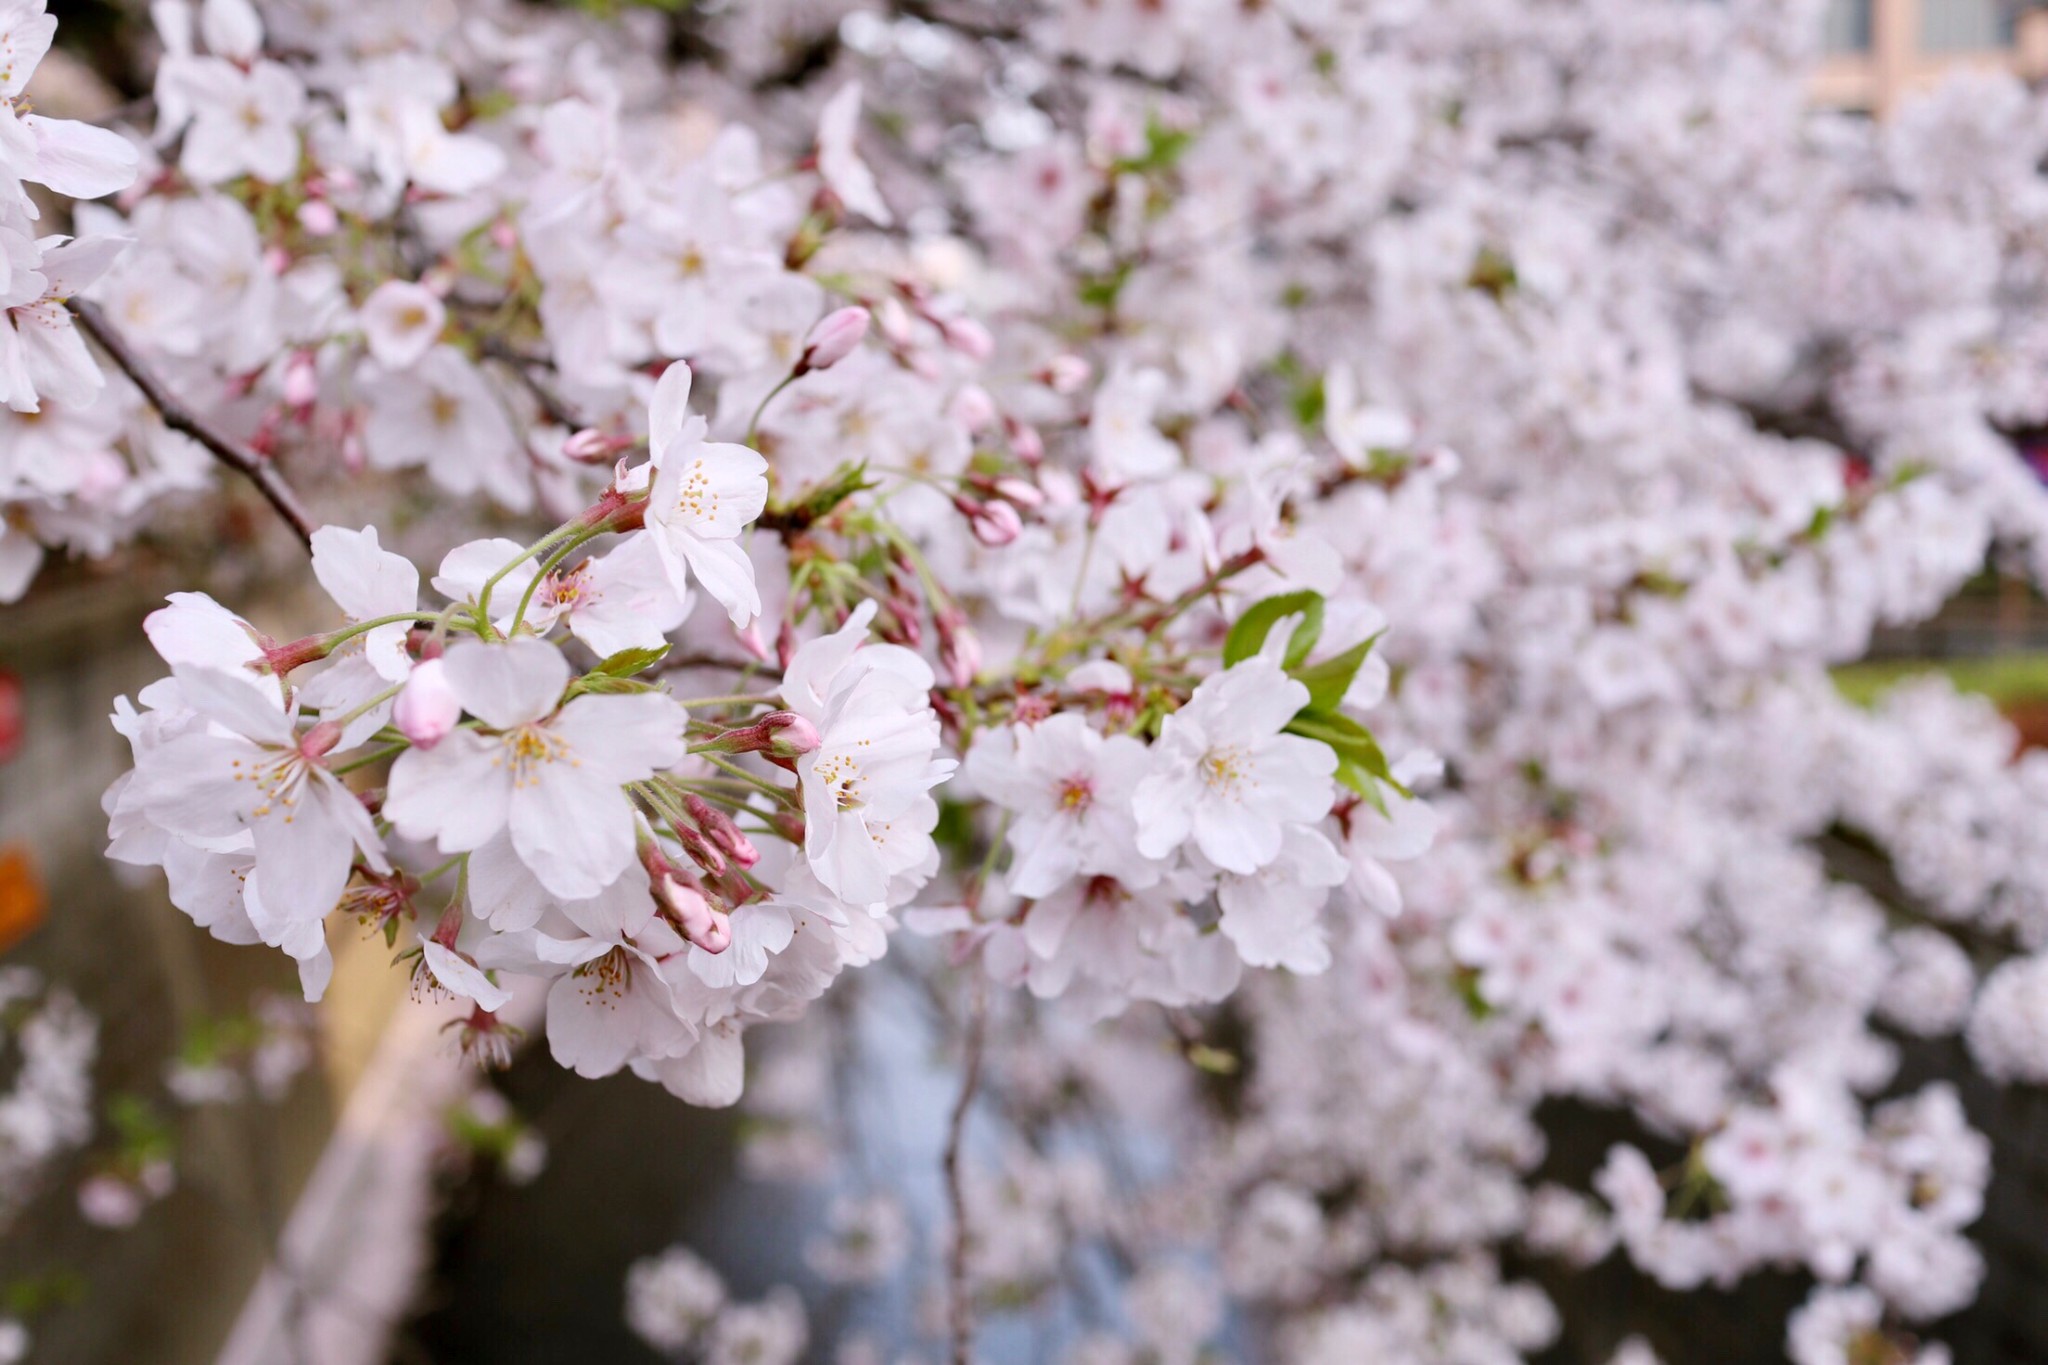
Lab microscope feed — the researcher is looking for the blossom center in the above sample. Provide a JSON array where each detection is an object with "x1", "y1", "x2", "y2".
[
  {"x1": 673, "y1": 458, "x2": 722, "y2": 523},
  {"x1": 1199, "y1": 744, "x2": 1252, "y2": 798},
  {"x1": 499, "y1": 724, "x2": 575, "y2": 787},
  {"x1": 231, "y1": 748, "x2": 314, "y2": 824},
  {"x1": 814, "y1": 752, "x2": 866, "y2": 810},
  {"x1": 575, "y1": 945, "x2": 630, "y2": 1000}
]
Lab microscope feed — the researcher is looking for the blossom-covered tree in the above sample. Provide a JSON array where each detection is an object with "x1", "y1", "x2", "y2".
[{"x1": 6, "y1": 0, "x2": 2048, "y2": 1360}]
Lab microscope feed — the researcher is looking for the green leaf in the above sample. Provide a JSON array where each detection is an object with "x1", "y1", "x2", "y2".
[
  {"x1": 1112, "y1": 115, "x2": 1198, "y2": 175},
  {"x1": 1467, "y1": 244, "x2": 1518, "y2": 300},
  {"x1": 1453, "y1": 966, "x2": 1494, "y2": 1021},
  {"x1": 592, "y1": 644, "x2": 670, "y2": 678},
  {"x1": 1079, "y1": 262, "x2": 1134, "y2": 310},
  {"x1": 1286, "y1": 710, "x2": 1409, "y2": 813},
  {"x1": 1290, "y1": 631, "x2": 1382, "y2": 714},
  {"x1": 1224, "y1": 591, "x2": 1325, "y2": 668},
  {"x1": 567, "y1": 675, "x2": 657, "y2": 696},
  {"x1": 774, "y1": 458, "x2": 880, "y2": 523},
  {"x1": 1292, "y1": 371, "x2": 1327, "y2": 429}
]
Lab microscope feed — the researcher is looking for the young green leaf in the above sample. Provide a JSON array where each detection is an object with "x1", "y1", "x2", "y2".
[
  {"x1": 592, "y1": 644, "x2": 671, "y2": 678},
  {"x1": 1290, "y1": 630, "x2": 1382, "y2": 714},
  {"x1": 1224, "y1": 590, "x2": 1326, "y2": 667}
]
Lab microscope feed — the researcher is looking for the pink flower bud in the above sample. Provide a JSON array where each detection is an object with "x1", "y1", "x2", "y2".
[
  {"x1": 560, "y1": 428, "x2": 615, "y2": 463},
  {"x1": 283, "y1": 351, "x2": 320, "y2": 408},
  {"x1": 685, "y1": 795, "x2": 762, "y2": 869},
  {"x1": 993, "y1": 477, "x2": 1045, "y2": 510},
  {"x1": 659, "y1": 876, "x2": 731, "y2": 954},
  {"x1": 957, "y1": 497, "x2": 1023, "y2": 547},
  {"x1": 950, "y1": 383, "x2": 997, "y2": 433},
  {"x1": 875, "y1": 296, "x2": 915, "y2": 347},
  {"x1": 1045, "y1": 355, "x2": 1091, "y2": 394},
  {"x1": 297, "y1": 200, "x2": 339, "y2": 236},
  {"x1": 941, "y1": 620, "x2": 981, "y2": 689},
  {"x1": 940, "y1": 316, "x2": 995, "y2": 362},
  {"x1": 394, "y1": 659, "x2": 460, "y2": 750},
  {"x1": 1006, "y1": 417, "x2": 1044, "y2": 465},
  {"x1": 796, "y1": 306, "x2": 871, "y2": 375},
  {"x1": 696, "y1": 710, "x2": 823, "y2": 759},
  {"x1": 765, "y1": 711, "x2": 822, "y2": 756},
  {"x1": 489, "y1": 221, "x2": 519, "y2": 252}
]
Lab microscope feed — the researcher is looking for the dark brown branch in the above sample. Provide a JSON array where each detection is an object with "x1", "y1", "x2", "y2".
[
  {"x1": 478, "y1": 337, "x2": 586, "y2": 430},
  {"x1": 943, "y1": 977, "x2": 987, "y2": 1365},
  {"x1": 68, "y1": 298, "x2": 318, "y2": 551},
  {"x1": 891, "y1": 0, "x2": 1026, "y2": 44}
]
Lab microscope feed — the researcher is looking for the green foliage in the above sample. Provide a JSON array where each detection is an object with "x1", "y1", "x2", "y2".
[
  {"x1": 1225, "y1": 591, "x2": 1405, "y2": 811},
  {"x1": 1831, "y1": 651, "x2": 2048, "y2": 709},
  {"x1": 1078, "y1": 261, "x2": 1134, "y2": 311},
  {"x1": 562, "y1": 0, "x2": 687, "y2": 15},
  {"x1": 1111, "y1": 115, "x2": 1198, "y2": 176},
  {"x1": 106, "y1": 1094, "x2": 175, "y2": 1168},
  {"x1": 1222, "y1": 591, "x2": 1324, "y2": 668},
  {"x1": 1185, "y1": 1043, "x2": 1240, "y2": 1076},
  {"x1": 771, "y1": 461, "x2": 877, "y2": 529},
  {"x1": 1466, "y1": 244, "x2": 1518, "y2": 300},
  {"x1": 1293, "y1": 633, "x2": 1381, "y2": 713},
  {"x1": 1, "y1": 1271, "x2": 84, "y2": 1321},
  {"x1": 590, "y1": 644, "x2": 671, "y2": 678}
]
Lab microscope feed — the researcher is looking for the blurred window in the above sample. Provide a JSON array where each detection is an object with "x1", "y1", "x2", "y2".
[
  {"x1": 1824, "y1": 0, "x2": 1874, "y2": 51},
  {"x1": 1920, "y1": 0, "x2": 2017, "y2": 50}
]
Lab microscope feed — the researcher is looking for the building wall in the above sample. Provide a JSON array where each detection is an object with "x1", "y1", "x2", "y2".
[{"x1": 1816, "y1": 0, "x2": 2048, "y2": 113}]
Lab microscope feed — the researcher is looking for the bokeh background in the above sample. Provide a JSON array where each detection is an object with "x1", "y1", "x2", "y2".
[{"x1": 9, "y1": 3, "x2": 2048, "y2": 1363}]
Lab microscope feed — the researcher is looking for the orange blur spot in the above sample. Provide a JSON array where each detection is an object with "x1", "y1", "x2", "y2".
[{"x1": 0, "y1": 845, "x2": 46, "y2": 955}]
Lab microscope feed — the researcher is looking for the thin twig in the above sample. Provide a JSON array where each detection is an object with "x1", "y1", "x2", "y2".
[
  {"x1": 943, "y1": 977, "x2": 988, "y2": 1365},
  {"x1": 479, "y1": 337, "x2": 586, "y2": 430},
  {"x1": 67, "y1": 298, "x2": 318, "y2": 550}
]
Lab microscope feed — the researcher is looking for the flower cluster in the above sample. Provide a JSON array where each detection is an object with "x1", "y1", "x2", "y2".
[
  {"x1": 626, "y1": 1244, "x2": 808, "y2": 1365},
  {"x1": 6, "y1": 0, "x2": 2048, "y2": 1360},
  {"x1": 0, "y1": 968, "x2": 95, "y2": 1233}
]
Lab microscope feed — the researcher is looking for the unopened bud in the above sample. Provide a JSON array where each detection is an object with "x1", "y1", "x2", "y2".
[
  {"x1": 394, "y1": 659, "x2": 461, "y2": 750},
  {"x1": 1044, "y1": 354, "x2": 1091, "y2": 394},
  {"x1": 992, "y1": 477, "x2": 1045, "y2": 510},
  {"x1": 698, "y1": 710, "x2": 822, "y2": 759},
  {"x1": 940, "y1": 316, "x2": 994, "y2": 362},
  {"x1": 685, "y1": 795, "x2": 761, "y2": 869},
  {"x1": 956, "y1": 496, "x2": 1023, "y2": 547},
  {"x1": 297, "y1": 200, "x2": 339, "y2": 236},
  {"x1": 950, "y1": 384, "x2": 997, "y2": 433},
  {"x1": 1005, "y1": 417, "x2": 1044, "y2": 465},
  {"x1": 283, "y1": 350, "x2": 320, "y2": 408},
  {"x1": 561, "y1": 428, "x2": 616, "y2": 463},
  {"x1": 796, "y1": 306, "x2": 871, "y2": 375},
  {"x1": 939, "y1": 618, "x2": 982, "y2": 689},
  {"x1": 659, "y1": 876, "x2": 731, "y2": 954},
  {"x1": 874, "y1": 296, "x2": 915, "y2": 348}
]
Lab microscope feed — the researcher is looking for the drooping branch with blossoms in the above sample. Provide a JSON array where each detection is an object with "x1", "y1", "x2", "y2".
[{"x1": 9, "y1": 0, "x2": 2048, "y2": 1362}]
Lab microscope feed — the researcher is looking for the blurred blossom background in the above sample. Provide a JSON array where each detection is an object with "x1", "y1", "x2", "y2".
[{"x1": 14, "y1": 2, "x2": 2048, "y2": 1365}]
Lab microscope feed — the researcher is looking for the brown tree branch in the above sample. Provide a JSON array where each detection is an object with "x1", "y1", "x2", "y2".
[
  {"x1": 67, "y1": 298, "x2": 318, "y2": 551},
  {"x1": 943, "y1": 977, "x2": 987, "y2": 1365},
  {"x1": 478, "y1": 337, "x2": 586, "y2": 431}
]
